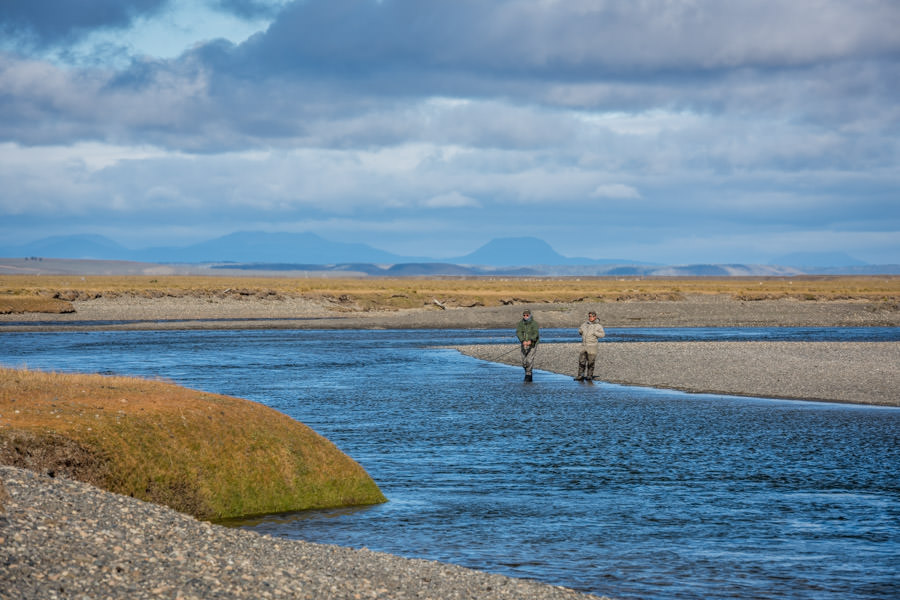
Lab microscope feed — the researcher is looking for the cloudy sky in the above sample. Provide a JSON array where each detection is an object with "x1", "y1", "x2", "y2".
[{"x1": 2, "y1": 0, "x2": 898, "y2": 264}]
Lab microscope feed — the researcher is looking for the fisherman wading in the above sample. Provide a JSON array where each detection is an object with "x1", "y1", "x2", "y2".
[
  {"x1": 575, "y1": 311, "x2": 605, "y2": 382},
  {"x1": 515, "y1": 309, "x2": 540, "y2": 382}
]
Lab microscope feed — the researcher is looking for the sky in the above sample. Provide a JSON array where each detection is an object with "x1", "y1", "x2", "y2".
[{"x1": 1, "y1": 0, "x2": 899, "y2": 265}]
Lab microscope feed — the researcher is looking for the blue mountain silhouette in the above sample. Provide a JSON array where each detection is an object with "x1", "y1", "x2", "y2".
[{"x1": 450, "y1": 237, "x2": 622, "y2": 266}]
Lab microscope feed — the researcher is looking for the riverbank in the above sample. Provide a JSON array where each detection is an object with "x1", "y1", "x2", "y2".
[
  {"x1": 453, "y1": 342, "x2": 900, "y2": 407},
  {"x1": 0, "y1": 466, "x2": 604, "y2": 600},
  {"x1": 2, "y1": 293, "x2": 899, "y2": 330},
  {"x1": 0, "y1": 368, "x2": 386, "y2": 520}
]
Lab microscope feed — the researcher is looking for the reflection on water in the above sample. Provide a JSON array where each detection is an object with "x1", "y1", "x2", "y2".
[{"x1": 2, "y1": 328, "x2": 898, "y2": 600}]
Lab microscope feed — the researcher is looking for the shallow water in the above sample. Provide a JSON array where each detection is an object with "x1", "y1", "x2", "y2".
[{"x1": 2, "y1": 328, "x2": 898, "y2": 599}]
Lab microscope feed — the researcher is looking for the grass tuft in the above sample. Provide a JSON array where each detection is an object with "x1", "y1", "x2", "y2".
[{"x1": 0, "y1": 368, "x2": 386, "y2": 519}]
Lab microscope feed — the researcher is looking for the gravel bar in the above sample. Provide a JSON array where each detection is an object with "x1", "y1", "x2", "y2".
[
  {"x1": 0, "y1": 466, "x2": 606, "y2": 600},
  {"x1": 4, "y1": 295, "x2": 899, "y2": 331},
  {"x1": 454, "y1": 342, "x2": 900, "y2": 406}
]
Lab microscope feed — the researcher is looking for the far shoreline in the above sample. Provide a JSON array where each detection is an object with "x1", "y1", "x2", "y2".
[{"x1": 2, "y1": 293, "x2": 900, "y2": 331}]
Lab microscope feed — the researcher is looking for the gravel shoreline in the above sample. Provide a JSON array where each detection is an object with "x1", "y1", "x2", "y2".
[
  {"x1": 2, "y1": 294, "x2": 899, "y2": 330},
  {"x1": 453, "y1": 342, "x2": 900, "y2": 406},
  {"x1": 0, "y1": 466, "x2": 605, "y2": 600}
]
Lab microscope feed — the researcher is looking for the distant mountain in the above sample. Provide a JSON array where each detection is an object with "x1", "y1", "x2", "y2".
[
  {"x1": 0, "y1": 232, "x2": 416, "y2": 265},
  {"x1": 0, "y1": 234, "x2": 131, "y2": 260},
  {"x1": 450, "y1": 237, "x2": 635, "y2": 266},
  {"x1": 3, "y1": 232, "x2": 891, "y2": 274},
  {"x1": 771, "y1": 252, "x2": 868, "y2": 268},
  {"x1": 133, "y1": 231, "x2": 412, "y2": 264},
  {"x1": 1, "y1": 232, "x2": 623, "y2": 266},
  {"x1": 214, "y1": 262, "x2": 543, "y2": 276}
]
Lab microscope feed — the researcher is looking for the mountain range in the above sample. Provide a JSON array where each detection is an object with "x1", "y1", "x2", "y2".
[
  {"x1": 1, "y1": 232, "x2": 895, "y2": 276},
  {"x1": 0, "y1": 232, "x2": 637, "y2": 266}
]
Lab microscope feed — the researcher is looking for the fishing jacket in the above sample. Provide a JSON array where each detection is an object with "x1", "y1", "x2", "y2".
[
  {"x1": 516, "y1": 317, "x2": 540, "y2": 345},
  {"x1": 578, "y1": 320, "x2": 605, "y2": 350}
]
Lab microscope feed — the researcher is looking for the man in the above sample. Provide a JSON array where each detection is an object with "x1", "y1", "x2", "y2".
[
  {"x1": 575, "y1": 311, "x2": 605, "y2": 382},
  {"x1": 515, "y1": 309, "x2": 540, "y2": 382}
]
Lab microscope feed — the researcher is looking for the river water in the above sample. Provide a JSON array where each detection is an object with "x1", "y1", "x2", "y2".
[{"x1": 2, "y1": 327, "x2": 898, "y2": 599}]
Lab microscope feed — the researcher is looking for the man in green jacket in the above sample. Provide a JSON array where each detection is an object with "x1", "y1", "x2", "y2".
[{"x1": 515, "y1": 309, "x2": 540, "y2": 382}]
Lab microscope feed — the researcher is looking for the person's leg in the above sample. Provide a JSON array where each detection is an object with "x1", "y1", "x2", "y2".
[
  {"x1": 523, "y1": 345, "x2": 536, "y2": 381},
  {"x1": 575, "y1": 350, "x2": 587, "y2": 380},
  {"x1": 585, "y1": 350, "x2": 597, "y2": 381}
]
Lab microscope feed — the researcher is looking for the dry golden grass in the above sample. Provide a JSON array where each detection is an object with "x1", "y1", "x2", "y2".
[
  {"x1": 0, "y1": 295, "x2": 74, "y2": 314},
  {"x1": 1, "y1": 274, "x2": 898, "y2": 312},
  {"x1": 0, "y1": 368, "x2": 386, "y2": 519}
]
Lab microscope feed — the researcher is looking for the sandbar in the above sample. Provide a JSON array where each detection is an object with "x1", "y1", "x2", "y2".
[{"x1": 454, "y1": 342, "x2": 899, "y2": 406}]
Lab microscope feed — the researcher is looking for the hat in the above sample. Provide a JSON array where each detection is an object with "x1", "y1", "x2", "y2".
[{"x1": 522, "y1": 309, "x2": 531, "y2": 316}]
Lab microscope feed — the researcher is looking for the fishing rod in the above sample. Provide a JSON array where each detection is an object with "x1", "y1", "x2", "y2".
[{"x1": 491, "y1": 343, "x2": 524, "y2": 361}]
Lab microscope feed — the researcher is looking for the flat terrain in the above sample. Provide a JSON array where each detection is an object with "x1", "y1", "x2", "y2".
[
  {"x1": 2, "y1": 275, "x2": 898, "y2": 406},
  {"x1": 1, "y1": 274, "x2": 899, "y2": 330}
]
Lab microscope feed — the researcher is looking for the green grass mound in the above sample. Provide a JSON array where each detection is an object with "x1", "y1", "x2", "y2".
[{"x1": 0, "y1": 368, "x2": 386, "y2": 519}]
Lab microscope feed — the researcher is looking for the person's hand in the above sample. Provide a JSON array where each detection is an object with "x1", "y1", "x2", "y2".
[{"x1": 523, "y1": 340, "x2": 531, "y2": 347}]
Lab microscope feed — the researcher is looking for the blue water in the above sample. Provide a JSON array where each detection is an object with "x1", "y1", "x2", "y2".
[{"x1": 1, "y1": 328, "x2": 898, "y2": 599}]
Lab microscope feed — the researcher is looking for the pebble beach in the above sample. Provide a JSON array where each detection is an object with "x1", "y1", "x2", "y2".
[{"x1": 0, "y1": 466, "x2": 604, "y2": 600}]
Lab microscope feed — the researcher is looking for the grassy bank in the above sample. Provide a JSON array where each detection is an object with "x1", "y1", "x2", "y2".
[
  {"x1": 0, "y1": 368, "x2": 386, "y2": 519},
  {"x1": 2, "y1": 274, "x2": 898, "y2": 312},
  {"x1": 0, "y1": 295, "x2": 74, "y2": 314}
]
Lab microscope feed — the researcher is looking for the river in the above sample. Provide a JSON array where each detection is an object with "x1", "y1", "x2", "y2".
[{"x1": 2, "y1": 327, "x2": 898, "y2": 599}]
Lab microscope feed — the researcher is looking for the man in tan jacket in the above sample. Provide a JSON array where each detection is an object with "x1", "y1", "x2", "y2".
[{"x1": 575, "y1": 311, "x2": 605, "y2": 382}]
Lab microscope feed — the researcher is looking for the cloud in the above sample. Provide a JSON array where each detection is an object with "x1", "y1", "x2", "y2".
[
  {"x1": 214, "y1": 0, "x2": 287, "y2": 20},
  {"x1": 591, "y1": 184, "x2": 641, "y2": 200},
  {"x1": 2, "y1": 2, "x2": 898, "y2": 153},
  {"x1": 240, "y1": 0, "x2": 900, "y2": 77},
  {"x1": 0, "y1": 0, "x2": 169, "y2": 49},
  {"x1": 0, "y1": 1, "x2": 898, "y2": 264},
  {"x1": 422, "y1": 192, "x2": 480, "y2": 209}
]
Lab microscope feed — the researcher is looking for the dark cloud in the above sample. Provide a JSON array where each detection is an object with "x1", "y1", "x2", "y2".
[
  {"x1": 239, "y1": 0, "x2": 900, "y2": 78},
  {"x1": 0, "y1": 0, "x2": 169, "y2": 49},
  {"x1": 1, "y1": 0, "x2": 897, "y2": 152},
  {"x1": 213, "y1": 0, "x2": 285, "y2": 20}
]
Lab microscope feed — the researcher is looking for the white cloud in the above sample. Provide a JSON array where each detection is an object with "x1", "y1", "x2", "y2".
[
  {"x1": 591, "y1": 184, "x2": 641, "y2": 200},
  {"x1": 422, "y1": 191, "x2": 481, "y2": 208}
]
